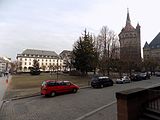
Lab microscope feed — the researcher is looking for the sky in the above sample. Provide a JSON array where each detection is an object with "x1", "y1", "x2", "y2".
[{"x1": 0, "y1": 0, "x2": 160, "y2": 60}]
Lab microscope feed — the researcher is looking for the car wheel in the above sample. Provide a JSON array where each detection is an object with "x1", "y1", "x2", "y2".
[
  {"x1": 72, "y1": 88, "x2": 77, "y2": 93},
  {"x1": 50, "y1": 91, "x2": 56, "y2": 97},
  {"x1": 100, "y1": 84, "x2": 104, "y2": 88}
]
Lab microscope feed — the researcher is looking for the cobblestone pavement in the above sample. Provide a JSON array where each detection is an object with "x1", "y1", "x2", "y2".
[{"x1": 0, "y1": 76, "x2": 160, "y2": 120}]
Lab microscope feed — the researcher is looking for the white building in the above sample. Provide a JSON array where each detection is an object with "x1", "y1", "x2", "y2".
[
  {"x1": 17, "y1": 49, "x2": 63, "y2": 72},
  {"x1": 0, "y1": 57, "x2": 11, "y2": 73}
]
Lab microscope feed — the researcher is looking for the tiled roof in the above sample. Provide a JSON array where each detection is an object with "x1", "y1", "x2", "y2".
[
  {"x1": 149, "y1": 32, "x2": 160, "y2": 49},
  {"x1": 22, "y1": 49, "x2": 59, "y2": 57},
  {"x1": 143, "y1": 42, "x2": 150, "y2": 49},
  {"x1": 59, "y1": 50, "x2": 71, "y2": 58}
]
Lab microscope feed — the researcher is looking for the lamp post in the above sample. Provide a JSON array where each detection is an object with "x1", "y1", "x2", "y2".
[{"x1": 56, "y1": 59, "x2": 59, "y2": 80}]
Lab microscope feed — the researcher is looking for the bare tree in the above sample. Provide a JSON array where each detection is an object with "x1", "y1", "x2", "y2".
[{"x1": 96, "y1": 26, "x2": 119, "y2": 76}]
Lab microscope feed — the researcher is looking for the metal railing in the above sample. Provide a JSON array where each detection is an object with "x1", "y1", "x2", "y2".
[{"x1": 146, "y1": 89, "x2": 160, "y2": 111}]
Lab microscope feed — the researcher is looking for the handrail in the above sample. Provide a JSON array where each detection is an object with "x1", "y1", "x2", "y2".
[{"x1": 146, "y1": 89, "x2": 160, "y2": 111}]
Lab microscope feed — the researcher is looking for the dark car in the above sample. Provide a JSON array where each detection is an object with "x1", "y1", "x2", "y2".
[
  {"x1": 91, "y1": 76, "x2": 113, "y2": 88},
  {"x1": 130, "y1": 74, "x2": 142, "y2": 81},
  {"x1": 41, "y1": 80, "x2": 79, "y2": 97}
]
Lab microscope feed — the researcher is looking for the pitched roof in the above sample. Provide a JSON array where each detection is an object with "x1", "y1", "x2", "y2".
[
  {"x1": 22, "y1": 49, "x2": 59, "y2": 57},
  {"x1": 149, "y1": 32, "x2": 160, "y2": 49},
  {"x1": 59, "y1": 50, "x2": 71, "y2": 58},
  {"x1": 143, "y1": 42, "x2": 150, "y2": 49}
]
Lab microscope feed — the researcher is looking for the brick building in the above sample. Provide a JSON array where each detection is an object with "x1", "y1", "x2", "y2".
[{"x1": 119, "y1": 9, "x2": 141, "y2": 65}]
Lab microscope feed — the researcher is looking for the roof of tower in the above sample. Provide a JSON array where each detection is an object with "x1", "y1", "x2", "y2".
[
  {"x1": 149, "y1": 32, "x2": 160, "y2": 49},
  {"x1": 126, "y1": 8, "x2": 131, "y2": 25},
  {"x1": 123, "y1": 9, "x2": 135, "y2": 32}
]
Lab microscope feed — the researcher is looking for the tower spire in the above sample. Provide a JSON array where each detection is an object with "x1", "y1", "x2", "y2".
[{"x1": 126, "y1": 8, "x2": 131, "y2": 26}]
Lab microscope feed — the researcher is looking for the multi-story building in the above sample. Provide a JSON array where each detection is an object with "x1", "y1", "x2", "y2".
[
  {"x1": 119, "y1": 9, "x2": 141, "y2": 65},
  {"x1": 59, "y1": 50, "x2": 72, "y2": 71},
  {"x1": 0, "y1": 57, "x2": 11, "y2": 73},
  {"x1": 17, "y1": 49, "x2": 63, "y2": 72},
  {"x1": 0, "y1": 58, "x2": 7, "y2": 73},
  {"x1": 143, "y1": 32, "x2": 160, "y2": 64}
]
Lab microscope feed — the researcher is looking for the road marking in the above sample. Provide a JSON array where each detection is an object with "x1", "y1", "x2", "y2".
[{"x1": 74, "y1": 101, "x2": 116, "y2": 120}]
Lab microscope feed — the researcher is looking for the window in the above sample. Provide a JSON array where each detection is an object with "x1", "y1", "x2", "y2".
[
  {"x1": 47, "y1": 82, "x2": 56, "y2": 86},
  {"x1": 66, "y1": 82, "x2": 71, "y2": 86},
  {"x1": 25, "y1": 58, "x2": 27, "y2": 61},
  {"x1": 59, "y1": 82, "x2": 67, "y2": 86}
]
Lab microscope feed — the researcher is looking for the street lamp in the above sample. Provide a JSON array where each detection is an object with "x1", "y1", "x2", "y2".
[{"x1": 56, "y1": 58, "x2": 59, "y2": 80}]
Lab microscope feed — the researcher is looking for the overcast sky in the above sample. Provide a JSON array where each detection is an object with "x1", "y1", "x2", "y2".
[{"x1": 0, "y1": 0, "x2": 160, "y2": 60}]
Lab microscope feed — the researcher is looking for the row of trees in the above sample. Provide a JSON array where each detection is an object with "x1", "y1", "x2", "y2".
[
  {"x1": 10, "y1": 26, "x2": 159, "y2": 76},
  {"x1": 71, "y1": 26, "x2": 160, "y2": 76},
  {"x1": 72, "y1": 26, "x2": 120, "y2": 76}
]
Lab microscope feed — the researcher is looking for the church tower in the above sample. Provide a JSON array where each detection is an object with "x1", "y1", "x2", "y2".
[{"x1": 119, "y1": 9, "x2": 141, "y2": 65}]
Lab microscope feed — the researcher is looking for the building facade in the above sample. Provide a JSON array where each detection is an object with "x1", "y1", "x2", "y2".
[
  {"x1": 17, "y1": 49, "x2": 63, "y2": 72},
  {"x1": 59, "y1": 50, "x2": 72, "y2": 71},
  {"x1": 0, "y1": 57, "x2": 11, "y2": 73},
  {"x1": 143, "y1": 32, "x2": 160, "y2": 64},
  {"x1": 0, "y1": 58, "x2": 7, "y2": 73},
  {"x1": 119, "y1": 9, "x2": 141, "y2": 64}
]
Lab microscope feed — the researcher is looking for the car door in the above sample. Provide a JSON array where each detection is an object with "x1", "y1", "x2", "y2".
[
  {"x1": 65, "y1": 82, "x2": 72, "y2": 92},
  {"x1": 58, "y1": 82, "x2": 70, "y2": 93},
  {"x1": 48, "y1": 82, "x2": 59, "y2": 93},
  {"x1": 102, "y1": 78, "x2": 108, "y2": 86}
]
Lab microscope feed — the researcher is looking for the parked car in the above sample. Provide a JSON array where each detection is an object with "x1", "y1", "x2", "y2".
[
  {"x1": 155, "y1": 72, "x2": 160, "y2": 77},
  {"x1": 91, "y1": 76, "x2": 113, "y2": 88},
  {"x1": 41, "y1": 80, "x2": 79, "y2": 97},
  {"x1": 139, "y1": 72, "x2": 150, "y2": 80},
  {"x1": 116, "y1": 76, "x2": 131, "y2": 84},
  {"x1": 130, "y1": 74, "x2": 142, "y2": 81}
]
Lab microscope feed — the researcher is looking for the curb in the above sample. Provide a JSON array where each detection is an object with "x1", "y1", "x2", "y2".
[
  {"x1": 2, "y1": 86, "x2": 91, "y2": 102},
  {"x1": 80, "y1": 86, "x2": 91, "y2": 89}
]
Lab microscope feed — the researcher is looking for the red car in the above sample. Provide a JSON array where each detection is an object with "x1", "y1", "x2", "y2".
[{"x1": 41, "y1": 80, "x2": 79, "y2": 97}]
